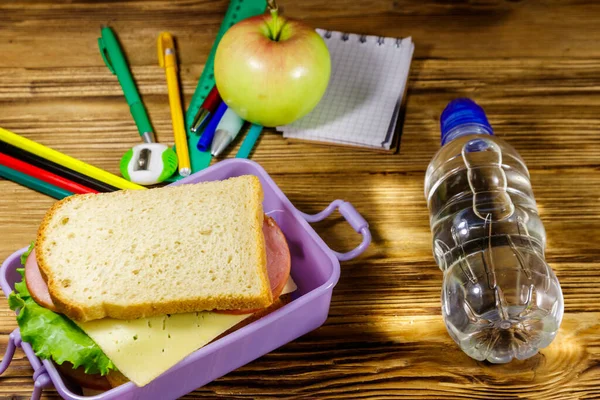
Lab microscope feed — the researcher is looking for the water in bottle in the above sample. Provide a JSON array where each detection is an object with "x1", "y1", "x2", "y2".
[{"x1": 424, "y1": 98, "x2": 564, "y2": 363}]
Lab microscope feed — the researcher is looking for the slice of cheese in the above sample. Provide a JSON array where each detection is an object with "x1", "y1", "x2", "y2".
[
  {"x1": 78, "y1": 277, "x2": 297, "y2": 387},
  {"x1": 281, "y1": 274, "x2": 297, "y2": 294}
]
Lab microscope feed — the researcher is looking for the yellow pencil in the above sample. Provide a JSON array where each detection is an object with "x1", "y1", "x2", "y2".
[
  {"x1": 0, "y1": 128, "x2": 145, "y2": 191},
  {"x1": 158, "y1": 32, "x2": 191, "y2": 177}
]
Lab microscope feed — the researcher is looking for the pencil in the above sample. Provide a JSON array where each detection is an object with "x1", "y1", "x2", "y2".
[
  {"x1": 0, "y1": 141, "x2": 119, "y2": 193},
  {"x1": 0, "y1": 164, "x2": 74, "y2": 200},
  {"x1": 158, "y1": 32, "x2": 191, "y2": 177},
  {"x1": 0, "y1": 153, "x2": 98, "y2": 195},
  {"x1": 0, "y1": 128, "x2": 145, "y2": 190}
]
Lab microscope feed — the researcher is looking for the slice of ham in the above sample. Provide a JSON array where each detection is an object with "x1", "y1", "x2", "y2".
[
  {"x1": 263, "y1": 215, "x2": 292, "y2": 299},
  {"x1": 25, "y1": 248, "x2": 59, "y2": 312},
  {"x1": 24, "y1": 215, "x2": 291, "y2": 316},
  {"x1": 215, "y1": 215, "x2": 291, "y2": 315}
]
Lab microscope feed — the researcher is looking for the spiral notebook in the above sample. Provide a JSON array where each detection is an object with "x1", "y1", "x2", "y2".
[{"x1": 277, "y1": 29, "x2": 414, "y2": 151}]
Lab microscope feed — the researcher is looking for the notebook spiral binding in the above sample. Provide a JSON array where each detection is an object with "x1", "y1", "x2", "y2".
[{"x1": 321, "y1": 30, "x2": 403, "y2": 48}]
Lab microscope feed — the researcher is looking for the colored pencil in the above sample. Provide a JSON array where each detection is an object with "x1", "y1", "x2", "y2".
[
  {"x1": 0, "y1": 153, "x2": 98, "y2": 194},
  {"x1": 0, "y1": 141, "x2": 119, "y2": 192},
  {"x1": 0, "y1": 164, "x2": 73, "y2": 200},
  {"x1": 0, "y1": 128, "x2": 145, "y2": 190}
]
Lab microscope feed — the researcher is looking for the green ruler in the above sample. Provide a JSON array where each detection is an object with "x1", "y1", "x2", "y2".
[{"x1": 184, "y1": 0, "x2": 267, "y2": 174}]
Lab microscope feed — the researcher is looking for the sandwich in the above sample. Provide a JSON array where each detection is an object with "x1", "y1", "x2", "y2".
[{"x1": 9, "y1": 175, "x2": 295, "y2": 391}]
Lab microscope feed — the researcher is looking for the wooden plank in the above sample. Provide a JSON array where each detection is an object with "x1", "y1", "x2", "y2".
[{"x1": 1, "y1": 1, "x2": 600, "y2": 67}]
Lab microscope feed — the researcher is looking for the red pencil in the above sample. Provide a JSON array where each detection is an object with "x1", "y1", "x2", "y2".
[{"x1": 0, "y1": 152, "x2": 98, "y2": 194}]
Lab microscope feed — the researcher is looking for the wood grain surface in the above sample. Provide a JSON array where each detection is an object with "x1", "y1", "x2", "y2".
[{"x1": 1, "y1": 0, "x2": 599, "y2": 399}]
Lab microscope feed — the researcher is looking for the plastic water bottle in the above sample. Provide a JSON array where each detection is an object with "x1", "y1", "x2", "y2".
[{"x1": 424, "y1": 99, "x2": 564, "y2": 363}]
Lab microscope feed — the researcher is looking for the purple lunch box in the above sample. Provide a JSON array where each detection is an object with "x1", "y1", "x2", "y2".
[{"x1": 0, "y1": 159, "x2": 371, "y2": 400}]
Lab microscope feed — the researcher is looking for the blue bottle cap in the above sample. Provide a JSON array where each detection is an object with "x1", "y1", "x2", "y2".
[{"x1": 440, "y1": 98, "x2": 493, "y2": 145}]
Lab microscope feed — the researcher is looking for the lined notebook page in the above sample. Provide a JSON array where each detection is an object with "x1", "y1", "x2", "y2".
[{"x1": 277, "y1": 30, "x2": 414, "y2": 150}]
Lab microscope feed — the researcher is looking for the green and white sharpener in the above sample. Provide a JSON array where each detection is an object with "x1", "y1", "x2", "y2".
[{"x1": 120, "y1": 143, "x2": 178, "y2": 186}]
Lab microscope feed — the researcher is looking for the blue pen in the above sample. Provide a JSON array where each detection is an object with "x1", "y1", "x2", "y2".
[{"x1": 197, "y1": 102, "x2": 228, "y2": 152}]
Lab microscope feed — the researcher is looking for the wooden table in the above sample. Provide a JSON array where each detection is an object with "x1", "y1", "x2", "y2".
[{"x1": 1, "y1": 1, "x2": 599, "y2": 398}]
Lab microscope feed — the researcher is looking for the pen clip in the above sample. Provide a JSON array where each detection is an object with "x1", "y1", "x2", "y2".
[
  {"x1": 157, "y1": 32, "x2": 175, "y2": 68},
  {"x1": 97, "y1": 38, "x2": 116, "y2": 75}
]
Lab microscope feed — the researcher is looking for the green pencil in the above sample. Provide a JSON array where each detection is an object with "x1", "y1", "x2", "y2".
[{"x1": 0, "y1": 164, "x2": 74, "y2": 200}]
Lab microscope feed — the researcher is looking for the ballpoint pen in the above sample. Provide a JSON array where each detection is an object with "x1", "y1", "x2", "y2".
[
  {"x1": 197, "y1": 102, "x2": 228, "y2": 152},
  {"x1": 98, "y1": 26, "x2": 155, "y2": 144},
  {"x1": 210, "y1": 108, "x2": 245, "y2": 156},
  {"x1": 191, "y1": 86, "x2": 222, "y2": 133},
  {"x1": 158, "y1": 32, "x2": 191, "y2": 177}
]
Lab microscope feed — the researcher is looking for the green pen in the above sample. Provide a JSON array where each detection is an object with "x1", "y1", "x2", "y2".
[{"x1": 98, "y1": 26, "x2": 155, "y2": 143}]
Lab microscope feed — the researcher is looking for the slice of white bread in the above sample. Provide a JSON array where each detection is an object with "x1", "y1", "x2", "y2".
[{"x1": 35, "y1": 175, "x2": 272, "y2": 322}]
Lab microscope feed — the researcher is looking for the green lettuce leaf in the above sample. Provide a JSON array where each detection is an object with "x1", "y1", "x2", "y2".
[
  {"x1": 9, "y1": 268, "x2": 116, "y2": 376},
  {"x1": 20, "y1": 241, "x2": 35, "y2": 266}
]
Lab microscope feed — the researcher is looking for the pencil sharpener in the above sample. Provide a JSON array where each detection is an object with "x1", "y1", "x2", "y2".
[{"x1": 119, "y1": 143, "x2": 178, "y2": 186}]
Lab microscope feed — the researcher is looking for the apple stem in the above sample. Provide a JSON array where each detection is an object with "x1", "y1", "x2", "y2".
[
  {"x1": 267, "y1": 0, "x2": 283, "y2": 41},
  {"x1": 267, "y1": 0, "x2": 278, "y2": 11}
]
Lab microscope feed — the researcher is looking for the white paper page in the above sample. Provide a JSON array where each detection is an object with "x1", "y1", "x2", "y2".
[{"x1": 278, "y1": 30, "x2": 414, "y2": 150}]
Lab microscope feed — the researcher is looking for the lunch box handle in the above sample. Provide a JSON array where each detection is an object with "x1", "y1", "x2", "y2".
[
  {"x1": 300, "y1": 200, "x2": 371, "y2": 261},
  {"x1": 0, "y1": 328, "x2": 52, "y2": 400}
]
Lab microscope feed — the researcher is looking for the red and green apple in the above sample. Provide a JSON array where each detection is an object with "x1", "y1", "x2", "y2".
[{"x1": 214, "y1": 7, "x2": 331, "y2": 127}]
